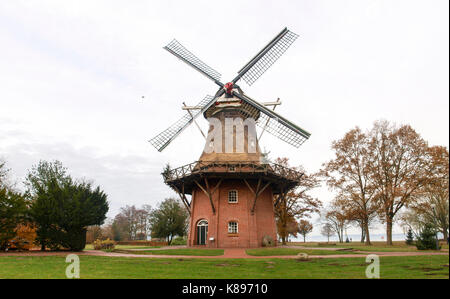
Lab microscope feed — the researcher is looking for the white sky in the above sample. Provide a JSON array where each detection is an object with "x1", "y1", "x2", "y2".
[{"x1": 0, "y1": 0, "x2": 448, "y2": 238}]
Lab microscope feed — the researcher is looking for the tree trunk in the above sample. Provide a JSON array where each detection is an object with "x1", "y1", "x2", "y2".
[
  {"x1": 360, "y1": 224, "x2": 365, "y2": 243},
  {"x1": 442, "y1": 229, "x2": 448, "y2": 243},
  {"x1": 364, "y1": 222, "x2": 371, "y2": 246},
  {"x1": 303, "y1": 235, "x2": 306, "y2": 243},
  {"x1": 386, "y1": 218, "x2": 393, "y2": 246}
]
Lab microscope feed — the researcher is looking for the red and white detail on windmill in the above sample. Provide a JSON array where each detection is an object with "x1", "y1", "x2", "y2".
[{"x1": 224, "y1": 82, "x2": 234, "y2": 94}]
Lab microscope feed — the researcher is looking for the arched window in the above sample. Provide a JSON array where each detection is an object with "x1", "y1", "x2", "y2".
[
  {"x1": 228, "y1": 221, "x2": 238, "y2": 234},
  {"x1": 228, "y1": 190, "x2": 238, "y2": 203}
]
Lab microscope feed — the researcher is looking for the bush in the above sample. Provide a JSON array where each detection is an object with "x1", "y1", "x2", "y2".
[
  {"x1": 171, "y1": 236, "x2": 187, "y2": 245},
  {"x1": 262, "y1": 235, "x2": 275, "y2": 247},
  {"x1": 416, "y1": 224, "x2": 440, "y2": 250},
  {"x1": 93, "y1": 238, "x2": 116, "y2": 250},
  {"x1": 7, "y1": 224, "x2": 37, "y2": 251},
  {"x1": 26, "y1": 161, "x2": 109, "y2": 252}
]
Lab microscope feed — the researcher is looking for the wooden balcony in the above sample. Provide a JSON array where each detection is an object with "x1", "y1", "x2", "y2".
[{"x1": 162, "y1": 160, "x2": 303, "y2": 195}]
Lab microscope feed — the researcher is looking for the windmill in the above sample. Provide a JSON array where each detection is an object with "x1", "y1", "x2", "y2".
[
  {"x1": 150, "y1": 27, "x2": 310, "y2": 152},
  {"x1": 151, "y1": 28, "x2": 311, "y2": 248}
]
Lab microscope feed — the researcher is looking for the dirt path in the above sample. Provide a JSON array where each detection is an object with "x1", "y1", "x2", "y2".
[{"x1": 1, "y1": 248, "x2": 448, "y2": 259}]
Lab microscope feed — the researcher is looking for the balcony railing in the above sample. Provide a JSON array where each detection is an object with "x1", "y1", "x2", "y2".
[{"x1": 162, "y1": 160, "x2": 303, "y2": 183}]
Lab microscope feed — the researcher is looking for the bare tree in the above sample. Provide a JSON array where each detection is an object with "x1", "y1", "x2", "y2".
[
  {"x1": 112, "y1": 205, "x2": 152, "y2": 241},
  {"x1": 323, "y1": 200, "x2": 350, "y2": 243},
  {"x1": 321, "y1": 223, "x2": 335, "y2": 243}
]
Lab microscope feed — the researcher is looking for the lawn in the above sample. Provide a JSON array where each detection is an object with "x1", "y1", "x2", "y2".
[
  {"x1": 0, "y1": 255, "x2": 447, "y2": 279},
  {"x1": 114, "y1": 248, "x2": 224, "y2": 256},
  {"x1": 246, "y1": 248, "x2": 362, "y2": 256},
  {"x1": 290, "y1": 241, "x2": 448, "y2": 252}
]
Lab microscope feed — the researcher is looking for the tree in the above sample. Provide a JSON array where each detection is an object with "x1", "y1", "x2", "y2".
[
  {"x1": 323, "y1": 200, "x2": 349, "y2": 243},
  {"x1": 111, "y1": 204, "x2": 152, "y2": 241},
  {"x1": 321, "y1": 223, "x2": 335, "y2": 243},
  {"x1": 0, "y1": 160, "x2": 9, "y2": 187},
  {"x1": 409, "y1": 146, "x2": 449, "y2": 241},
  {"x1": 111, "y1": 214, "x2": 128, "y2": 241},
  {"x1": 274, "y1": 158, "x2": 322, "y2": 245},
  {"x1": 298, "y1": 220, "x2": 313, "y2": 243},
  {"x1": 0, "y1": 161, "x2": 28, "y2": 250},
  {"x1": 149, "y1": 198, "x2": 188, "y2": 245},
  {"x1": 27, "y1": 160, "x2": 109, "y2": 251},
  {"x1": 86, "y1": 225, "x2": 103, "y2": 243},
  {"x1": 405, "y1": 228, "x2": 414, "y2": 245},
  {"x1": 321, "y1": 127, "x2": 378, "y2": 245},
  {"x1": 0, "y1": 187, "x2": 28, "y2": 250},
  {"x1": 368, "y1": 121, "x2": 432, "y2": 245},
  {"x1": 416, "y1": 223, "x2": 440, "y2": 250},
  {"x1": 276, "y1": 216, "x2": 298, "y2": 243}
]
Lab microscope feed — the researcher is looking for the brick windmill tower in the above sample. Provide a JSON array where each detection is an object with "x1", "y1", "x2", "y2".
[{"x1": 150, "y1": 28, "x2": 311, "y2": 248}]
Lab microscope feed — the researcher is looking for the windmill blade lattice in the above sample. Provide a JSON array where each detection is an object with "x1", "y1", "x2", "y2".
[
  {"x1": 236, "y1": 29, "x2": 299, "y2": 86},
  {"x1": 150, "y1": 95, "x2": 215, "y2": 152},
  {"x1": 233, "y1": 92, "x2": 310, "y2": 148},
  {"x1": 164, "y1": 39, "x2": 222, "y2": 83},
  {"x1": 256, "y1": 113, "x2": 308, "y2": 148}
]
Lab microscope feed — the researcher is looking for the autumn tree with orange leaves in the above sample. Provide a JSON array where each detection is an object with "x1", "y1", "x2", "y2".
[
  {"x1": 407, "y1": 146, "x2": 449, "y2": 240},
  {"x1": 321, "y1": 128, "x2": 378, "y2": 245},
  {"x1": 274, "y1": 158, "x2": 322, "y2": 245},
  {"x1": 298, "y1": 219, "x2": 313, "y2": 243},
  {"x1": 368, "y1": 120, "x2": 433, "y2": 245},
  {"x1": 322, "y1": 121, "x2": 440, "y2": 245}
]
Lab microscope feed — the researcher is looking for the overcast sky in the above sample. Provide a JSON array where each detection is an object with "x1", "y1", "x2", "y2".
[{"x1": 1, "y1": 0, "x2": 448, "y2": 239}]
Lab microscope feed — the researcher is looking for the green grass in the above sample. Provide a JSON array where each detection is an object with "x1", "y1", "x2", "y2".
[
  {"x1": 0, "y1": 255, "x2": 447, "y2": 279},
  {"x1": 114, "y1": 248, "x2": 224, "y2": 256},
  {"x1": 246, "y1": 248, "x2": 361, "y2": 256},
  {"x1": 291, "y1": 241, "x2": 447, "y2": 252}
]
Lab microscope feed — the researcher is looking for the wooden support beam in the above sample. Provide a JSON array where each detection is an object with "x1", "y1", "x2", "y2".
[
  {"x1": 251, "y1": 181, "x2": 271, "y2": 214},
  {"x1": 173, "y1": 185, "x2": 191, "y2": 215},
  {"x1": 246, "y1": 178, "x2": 272, "y2": 214},
  {"x1": 210, "y1": 178, "x2": 223, "y2": 196},
  {"x1": 243, "y1": 179, "x2": 255, "y2": 195},
  {"x1": 194, "y1": 179, "x2": 216, "y2": 214}
]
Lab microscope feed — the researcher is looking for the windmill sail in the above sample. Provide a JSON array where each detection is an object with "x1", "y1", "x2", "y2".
[
  {"x1": 149, "y1": 95, "x2": 215, "y2": 152},
  {"x1": 164, "y1": 39, "x2": 222, "y2": 84},
  {"x1": 233, "y1": 92, "x2": 310, "y2": 148},
  {"x1": 233, "y1": 28, "x2": 299, "y2": 86}
]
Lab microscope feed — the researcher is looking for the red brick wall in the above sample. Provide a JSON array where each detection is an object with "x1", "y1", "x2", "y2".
[{"x1": 187, "y1": 178, "x2": 277, "y2": 248}]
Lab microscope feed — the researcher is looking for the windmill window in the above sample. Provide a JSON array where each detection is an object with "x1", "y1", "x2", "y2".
[
  {"x1": 228, "y1": 221, "x2": 238, "y2": 234},
  {"x1": 228, "y1": 190, "x2": 238, "y2": 203}
]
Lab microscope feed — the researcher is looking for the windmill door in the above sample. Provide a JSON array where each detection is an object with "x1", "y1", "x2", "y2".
[{"x1": 197, "y1": 220, "x2": 208, "y2": 245}]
